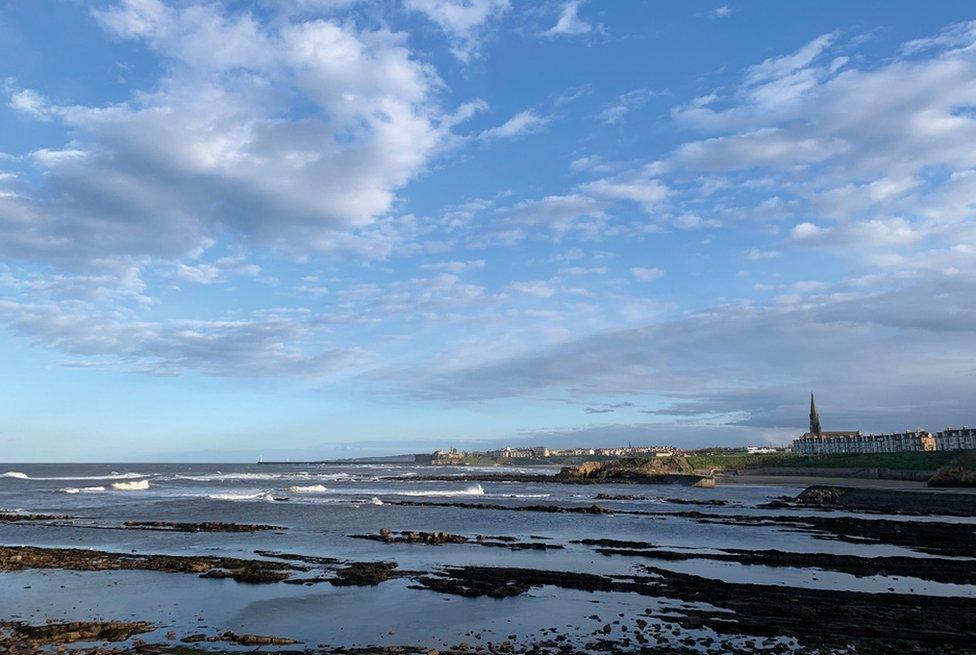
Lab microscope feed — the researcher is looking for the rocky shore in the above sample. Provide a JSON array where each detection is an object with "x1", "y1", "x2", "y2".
[
  {"x1": 674, "y1": 509, "x2": 976, "y2": 557},
  {"x1": 407, "y1": 563, "x2": 976, "y2": 653},
  {"x1": 0, "y1": 545, "x2": 299, "y2": 583},
  {"x1": 3, "y1": 533, "x2": 976, "y2": 654},
  {"x1": 762, "y1": 484, "x2": 976, "y2": 516},
  {"x1": 0, "y1": 512, "x2": 71, "y2": 522},
  {"x1": 557, "y1": 457, "x2": 713, "y2": 487},
  {"x1": 5, "y1": 469, "x2": 976, "y2": 655},
  {"x1": 580, "y1": 541, "x2": 976, "y2": 585},
  {"x1": 349, "y1": 529, "x2": 563, "y2": 551}
]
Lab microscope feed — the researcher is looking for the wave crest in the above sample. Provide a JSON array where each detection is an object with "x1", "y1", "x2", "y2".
[
  {"x1": 61, "y1": 486, "x2": 108, "y2": 494},
  {"x1": 208, "y1": 491, "x2": 270, "y2": 501},
  {"x1": 3, "y1": 471, "x2": 145, "y2": 481},
  {"x1": 112, "y1": 479, "x2": 150, "y2": 491},
  {"x1": 288, "y1": 484, "x2": 328, "y2": 493},
  {"x1": 398, "y1": 483, "x2": 485, "y2": 497}
]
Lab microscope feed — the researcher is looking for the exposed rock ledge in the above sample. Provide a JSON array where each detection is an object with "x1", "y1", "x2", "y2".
[{"x1": 557, "y1": 457, "x2": 715, "y2": 487}]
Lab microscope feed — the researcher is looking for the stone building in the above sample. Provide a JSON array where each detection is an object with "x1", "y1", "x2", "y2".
[{"x1": 935, "y1": 427, "x2": 976, "y2": 451}]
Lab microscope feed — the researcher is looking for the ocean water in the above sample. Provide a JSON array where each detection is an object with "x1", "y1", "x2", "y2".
[{"x1": 1, "y1": 462, "x2": 973, "y2": 651}]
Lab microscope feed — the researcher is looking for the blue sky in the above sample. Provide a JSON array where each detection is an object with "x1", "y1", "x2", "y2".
[{"x1": 2, "y1": 1, "x2": 976, "y2": 461}]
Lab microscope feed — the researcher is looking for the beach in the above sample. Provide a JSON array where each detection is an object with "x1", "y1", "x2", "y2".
[{"x1": 2, "y1": 462, "x2": 975, "y2": 654}]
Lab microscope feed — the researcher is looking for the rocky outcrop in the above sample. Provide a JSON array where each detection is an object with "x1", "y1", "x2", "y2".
[
  {"x1": 673, "y1": 510, "x2": 976, "y2": 557},
  {"x1": 349, "y1": 529, "x2": 563, "y2": 551},
  {"x1": 2, "y1": 620, "x2": 153, "y2": 645},
  {"x1": 330, "y1": 561, "x2": 400, "y2": 586},
  {"x1": 0, "y1": 545, "x2": 297, "y2": 583},
  {"x1": 413, "y1": 565, "x2": 615, "y2": 598},
  {"x1": 182, "y1": 631, "x2": 299, "y2": 645},
  {"x1": 0, "y1": 512, "x2": 70, "y2": 522},
  {"x1": 557, "y1": 457, "x2": 714, "y2": 487},
  {"x1": 928, "y1": 450, "x2": 976, "y2": 487}
]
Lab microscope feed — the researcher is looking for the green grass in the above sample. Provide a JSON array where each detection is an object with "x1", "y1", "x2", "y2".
[
  {"x1": 687, "y1": 450, "x2": 961, "y2": 471},
  {"x1": 686, "y1": 452, "x2": 802, "y2": 470}
]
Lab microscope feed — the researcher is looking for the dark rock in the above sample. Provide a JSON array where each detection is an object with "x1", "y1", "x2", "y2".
[{"x1": 331, "y1": 561, "x2": 399, "y2": 586}]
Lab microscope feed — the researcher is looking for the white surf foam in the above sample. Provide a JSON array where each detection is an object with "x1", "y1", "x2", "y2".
[
  {"x1": 289, "y1": 484, "x2": 328, "y2": 493},
  {"x1": 61, "y1": 486, "x2": 108, "y2": 494},
  {"x1": 369, "y1": 497, "x2": 384, "y2": 505},
  {"x1": 173, "y1": 472, "x2": 353, "y2": 482},
  {"x1": 112, "y1": 479, "x2": 150, "y2": 491},
  {"x1": 3, "y1": 471, "x2": 145, "y2": 481},
  {"x1": 207, "y1": 491, "x2": 271, "y2": 501},
  {"x1": 398, "y1": 483, "x2": 485, "y2": 497}
]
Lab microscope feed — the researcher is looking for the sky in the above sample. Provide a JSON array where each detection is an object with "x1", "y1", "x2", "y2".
[{"x1": 2, "y1": 0, "x2": 976, "y2": 461}]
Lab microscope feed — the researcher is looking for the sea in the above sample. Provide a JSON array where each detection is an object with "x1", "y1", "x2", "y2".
[{"x1": 1, "y1": 462, "x2": 974, "y2": 652}]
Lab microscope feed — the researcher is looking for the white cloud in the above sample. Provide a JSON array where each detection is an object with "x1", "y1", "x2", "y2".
[
  {"x1": 2, "y1": 0, "x2": 467, "y2": 268},
  {"x1": 596, "y1": 89, "x2": 664, "y2": 124},
  {"x1": 405, "y1": 0, "x2": 510, "y2": 62},
  {"x1": 673, "y1": 128, "x2": 848, "y2": 171},
  {"x1": 6, "y1": 86, "x2": 51, "y2": 120},
  {"x1": 901, "y1": 19, "x2": 976, "y2": 55},
  {"x1": 569, "y1": 155, "x2": 612, "y2": 173},
  {"x1": 507, "y1": 193, "x2": 608, "y2": 238},
  {"x1": 744, "y1": 248, "x2": 781, "y2": 261},
  {"x1": 673, "y1": 213, "x2": 719, "y2": 230},
  {"x1": 396, "y1": 273, "x2": 976, "y2": 433},
  {"x1": 0, "y1": 299, "x2": 358, "y2": 378},
  {"x1": 419, "y1": 259, "x2": 485, "y2": 272},
  {"x1": 506, "y1": 280, "x2": 556, "y2": 298},
  {"x1": 629, "y1": 267, "x2": 664, "y2": 282},
  {"x1": 581, "y1": 173, "x2": 669, "y2": 211},
  {"x1": 175, "y1": 257, "x2": 263, "y2": 285},
  {"x1": 542, "y1": 0, "x2": 593, "y2": 38},
  {"x1": 745, "y1": 32, "x2": 836, "y2": 87},
  {"x1": 479, "y1": 109, "x2": 549, "y2": 139},
  {"x1": 791, "y1": 221, "x2": 827, "y2": 241}
]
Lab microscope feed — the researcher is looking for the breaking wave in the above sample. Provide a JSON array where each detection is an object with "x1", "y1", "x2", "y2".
[
  {"x1": 289, "y1": 484, "x2": 328, "y2": 494},
  {"x1": 398, "y1": 484, "x2": 485, "y2": 497},
  {"x1": 207, "y1": 491, "x2": 271, "y2": 501},
  {"x1": 3, "y1": 471, "x2": 145, "y2": 481},
  {"x1": 61, "y1": 486, "x2": 108, "y2": 494},
  {"x1": 175, "y1": 471, "x2": 355, "y2": 482},
  {"x1": 112, "y1": 479, "x2": 150, "y2": 491}
]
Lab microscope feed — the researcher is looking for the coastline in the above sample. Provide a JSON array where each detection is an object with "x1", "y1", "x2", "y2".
[
  {"x1": 717, "y1": 472, "x2": 976, "y2": 492},
  {"x1": 3, "y1": 461, "x2": 976, "y2": 654}
]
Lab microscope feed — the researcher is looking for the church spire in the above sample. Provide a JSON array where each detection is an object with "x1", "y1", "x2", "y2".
[{"x1": 809, "y1": 393, "x2": 822, "y2": 436}]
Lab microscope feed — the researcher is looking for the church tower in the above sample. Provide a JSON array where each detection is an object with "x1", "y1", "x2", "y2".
[{"x1": 809, "y1": 393, "x2": 822, "y2": 436}]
